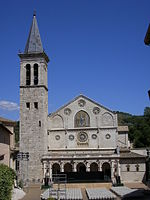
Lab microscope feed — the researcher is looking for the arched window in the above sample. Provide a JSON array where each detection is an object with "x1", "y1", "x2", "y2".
[
  {"x1": 26, "y1": 64, "x2": 31, "y2": 85},
  {"x1": 74, "y1": 110, "x2": 90, "y2": 127},
  {"x1": 34, "y1": 63, "x2": 38, "y2": 85}
]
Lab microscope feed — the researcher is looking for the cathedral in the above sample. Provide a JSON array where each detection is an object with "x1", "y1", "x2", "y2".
[{"x1": 19, "y1": 14, "x2": 146, "y2": 184}]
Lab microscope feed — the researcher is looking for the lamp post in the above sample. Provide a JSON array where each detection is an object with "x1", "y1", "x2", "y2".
[{"x1": 17, "y1": 152, "x2": 29, "y2": 187}]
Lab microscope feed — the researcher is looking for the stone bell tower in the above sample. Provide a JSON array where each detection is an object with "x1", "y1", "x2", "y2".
[{"x1": 18, "y1": 14, "x2": 49, "y2": 183}]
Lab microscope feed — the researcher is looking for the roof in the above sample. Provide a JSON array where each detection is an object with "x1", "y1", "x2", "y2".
[
  {"x1": 48, "y1": 94, "x2": 116, "y2": 117},
  {"x1": 24, "y1": 14, "x2": 43, "y2": 53},
  {"x1": 118, "y1": 126, "x2": 129, "y2": 132},
  {"x1": 0, "y1": 123, "x2": 13, "y2": 134},
  {"x1": 0, "y1": 117, "x2": 16, "y2": 126},
  {"x1": 120, "y1": 151, "x2": 145, "y2": 158}
]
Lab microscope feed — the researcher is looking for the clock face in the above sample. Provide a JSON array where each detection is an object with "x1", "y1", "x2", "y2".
[{"x1": 78, "y1": 132, "x2": 88, "y2": 143}]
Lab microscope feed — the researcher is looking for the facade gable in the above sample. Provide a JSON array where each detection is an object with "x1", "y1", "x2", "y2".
[{"x1": 48, "y1": 94, "x2": 117, "y2": 130}]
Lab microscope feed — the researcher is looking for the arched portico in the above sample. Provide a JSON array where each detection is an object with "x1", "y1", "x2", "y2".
[
  {"x1": 90, "y1": 162, "x2": 98, "y2": 172},
  {"x1": 64, "y1": 163, "x2": 72, "y2": 172},
  {"x1": 102, "y1": 162, "x2": 111, "y2": 180},
  {"x1": 52, "y1": 163, "x2": 60, "y2": 174},
  {"x1": 77, "y1": 162, "x2": 86, "y2": 172}
]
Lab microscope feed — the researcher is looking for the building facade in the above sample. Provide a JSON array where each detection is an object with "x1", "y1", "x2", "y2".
[
  {"x1": 0, "y1": 117, "x2": 16, "y2": 169},
  {"x1": 19, "y1": 14, "x2": 146, "y2": 184}
]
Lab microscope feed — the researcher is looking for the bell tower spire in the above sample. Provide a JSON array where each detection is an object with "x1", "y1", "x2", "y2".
[{"x1": 24, "y1": 13, "x2": 43, "y2": 53}]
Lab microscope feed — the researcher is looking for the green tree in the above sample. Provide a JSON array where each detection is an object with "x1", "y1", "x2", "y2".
[
  {"x1": 117, "y1": 107, "x2": 150, "y2": 148},
  {"x1": 144, "y1": 107, "x2": 150, "y2": 117},
  {"x1": 0, "y1": 164, "x2": 16, "y2": 200}
]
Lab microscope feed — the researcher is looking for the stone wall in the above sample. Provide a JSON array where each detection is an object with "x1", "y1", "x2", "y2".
[
  {"x1": 19, "y1": 56, "x2": 48, "y2": 183},
  {"x1": 120, "y1": 159, "x2": 146, "y2": 182}
]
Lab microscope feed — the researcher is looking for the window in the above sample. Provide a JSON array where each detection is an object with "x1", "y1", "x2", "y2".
[
  {"x1": 34, "y1": 102, "x2": 38, "y2": 109},
  {"x1": 26, "y1": 64, "x2": 31, "y2": 85},
  {"x1": 74, "y1": 110, "x2": 90, "y2": 127},
  {"x1": 34, "y1": 64, "x2": 38, "y2": 85},
  {"x1": 135, "y1": 164, "x2": 139, "y2": 172},
  {"x1": 126, "y1": 164, "x2": 130, "y2": 172},
  {"x1": 26, "y1": 102, "x2": 30, "y2": 109},
  {"x1": 39, "y1": 121, "x2": 41, "y2": 127}
]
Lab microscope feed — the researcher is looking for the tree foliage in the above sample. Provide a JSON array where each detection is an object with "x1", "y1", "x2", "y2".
[
  {"x1": 0, "y1": 164, "x2": 16, "y2": 200},
  {"x1": 117, "y1": 107, "x2": 150, "y2": 148}
]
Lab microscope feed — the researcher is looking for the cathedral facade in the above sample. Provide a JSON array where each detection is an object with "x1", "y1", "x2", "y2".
[{"x1": 19, "y1": 14, "x2": 146, "y2": 184}]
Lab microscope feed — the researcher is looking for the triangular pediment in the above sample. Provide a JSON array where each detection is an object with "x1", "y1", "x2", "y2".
[{"x1": 48, "y1": 94, "x2": 115, "y2": 117}]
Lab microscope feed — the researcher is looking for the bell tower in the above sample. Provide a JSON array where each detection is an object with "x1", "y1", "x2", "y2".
[{"x1": 18, "y1": 14, "x2": 49, "y2": 183}]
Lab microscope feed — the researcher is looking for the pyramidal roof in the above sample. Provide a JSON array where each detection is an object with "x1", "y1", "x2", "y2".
[{"x1": 24, "y1": 14, "x2": 43, "y2": 53}]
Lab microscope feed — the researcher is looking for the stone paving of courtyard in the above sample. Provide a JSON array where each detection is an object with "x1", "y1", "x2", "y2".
[{"x1": 20, "y1": 182, "x2": 150, "y2": 200}]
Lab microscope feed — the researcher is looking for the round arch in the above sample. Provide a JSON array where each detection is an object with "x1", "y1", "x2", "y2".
[
  {"x1": 102, "y1": 162, "x2": 111, "y2": 179},
  {"x1": 64, "y1": 163, "x2": 72, "y2": 173},
  {"x1": 90, "y1": 162, "x2": 98, "y2": 172},
  {"x1": 52, "y1": 163, "x2": 60, "y2": 174},
  {"x1": 77, "y1": 162, "x2": 86, "y2": 172},
  {"x1": 74, "y1": 110, "x2": 90, "y2": 127}
]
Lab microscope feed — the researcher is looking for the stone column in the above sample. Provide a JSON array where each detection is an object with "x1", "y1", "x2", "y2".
[
  {"x1": 60, "y1": 162, "x2": 64, "y2": 172},
  {"x1": 73, "y1": 162, "x2": 77, "y2": 172},
  {"x1": 99, "y1": 162, "x2": 102, "y2": 171},
  {"x1": 31, "y1": 65, "x2": 33, "y2": 85},
  {"x1": 86, "y1": 162, "x2": 90, "y2": 172},
  {"x1": 43, "y1": 161, "x2": 47, "y2": 177},
  {"x1": 49, "y1": 162, "x2": 52, "y2": 180},
  {"x1": 111, "y1": 160, "x2": 115, "y2": 183},
  {"x1": 42, "y1": 161, "x2": 47, "y2": 184}
]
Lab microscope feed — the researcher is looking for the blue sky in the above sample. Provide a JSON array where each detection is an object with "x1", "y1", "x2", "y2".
[{"x1": 0, "y1": 0, "x2": 150, "y2": 121}]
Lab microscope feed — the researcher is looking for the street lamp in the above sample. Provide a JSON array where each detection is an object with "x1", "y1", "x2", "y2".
[{"x1": 17, "y1": 152, "x2": 29, "y2": 187}]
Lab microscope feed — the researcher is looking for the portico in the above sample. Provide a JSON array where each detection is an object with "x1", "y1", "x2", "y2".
[{"x1": 41, "y1": 149, "x2": 121, "y2": 182}]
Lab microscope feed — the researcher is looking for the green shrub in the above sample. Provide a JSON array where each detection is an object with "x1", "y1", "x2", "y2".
[
  {"x1": 0, "y1": 164, "x2": 16, "y2": 200},
  {"x1": 18, "y1": 179, "x2": 23, "y2": 188}
]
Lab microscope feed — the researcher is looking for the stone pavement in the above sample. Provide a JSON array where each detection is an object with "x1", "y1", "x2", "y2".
[
  {"x1": 124, "y1": 182, "x2": 148, "y2": 189},
  {"x1": 20, "y1": 182, "x2": 149, "y2": 200},
  {"x1": 21, "y1": 184, "x2": 42, "y2": 200}
]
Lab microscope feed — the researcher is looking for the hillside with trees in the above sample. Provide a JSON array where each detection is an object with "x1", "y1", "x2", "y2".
[{"x1": 116, "y1": 107, "x2": 150, "y2": 148}]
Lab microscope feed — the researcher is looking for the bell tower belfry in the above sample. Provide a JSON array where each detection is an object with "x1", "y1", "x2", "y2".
[{"x1": 18, "y1": 14, "x2": 49, "y2": 183}]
